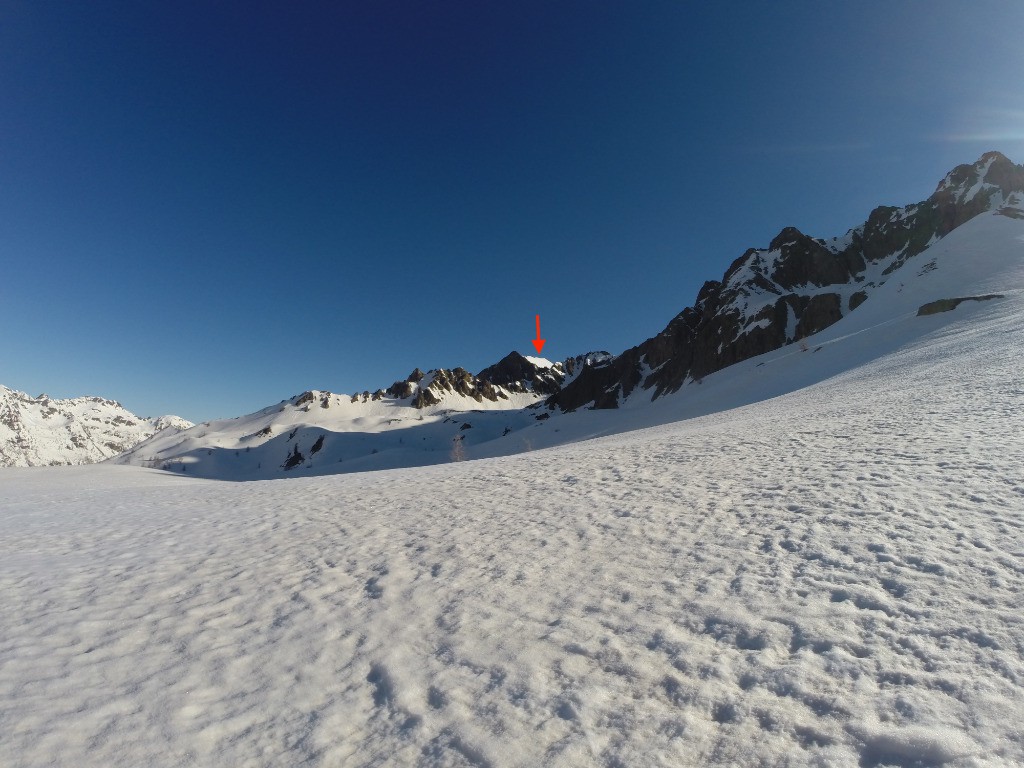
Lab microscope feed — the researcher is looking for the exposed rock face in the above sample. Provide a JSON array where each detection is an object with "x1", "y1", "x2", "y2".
[
  {"x1": 917, "y1": 295, "x2": 1003, "y2": 316},
  {"x1": 476, "y1": 351, "x2": 563, "y2": 396},
  {"x1": 412, "y1": 387, "x2": 441, "y2": 409},
  {"x1": 385, "y1": 368, "x2": 427, "y2": 399},
  {"x1": 404, "y1": 354, "x2": 555, "y2": 407},
  {"x1": 849, "y1": 290, "x2": 869, "y2": 311},
  {"x1": 282, "y1": 444, "x2": 304, "y2": 470},
  {"x1": 417, "y1": 367, "x2": 503, "y2": 405},
  {"x1": 767, "y1": 228, "x2": 865, "y2": 288},
  {"x1": 377, "y1": 352, "x2": 590, "y2": 410},
  {"x1": 301, "y1": 352, "x2": 615, "y2": 414},
  {"x1": 561, "y1": 351, "x2": 614, "y2": 378},
  {"x1": 548, "y1": 152, "x2": 1024, "y2": 411},
  {"x1": 0, "y1": 386, "x2": 193, "y2": 467},
  {"x1": 795, "y1": 293, "x2": 843, "y2": 339}
]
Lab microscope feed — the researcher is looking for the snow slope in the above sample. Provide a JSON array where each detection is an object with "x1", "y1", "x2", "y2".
[
  {"x1": 1, "y1": 217, "x2": 1023, "y2": 765},
  {"x1": 0, "y1": 387, "x2": 192, "y2": 467}
]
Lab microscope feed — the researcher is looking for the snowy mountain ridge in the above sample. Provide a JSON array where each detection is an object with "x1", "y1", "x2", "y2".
[
  {"x1": 114, "y1": 152, "x2": 1024, "y2": 480},
  {"x1": 115, "y1": 351, "x2": 611, "y2": 477},
  {"x1": 548, "y1": 151, "x2": 1024, "y2": 410},
  {"x1": 0, "y1": 386, "x2": 192, "y2": 467}
]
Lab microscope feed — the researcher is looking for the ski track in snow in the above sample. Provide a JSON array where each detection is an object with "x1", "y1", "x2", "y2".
[{"x1": 2, "y1": 310, "x2": 1024, "y2": 766}]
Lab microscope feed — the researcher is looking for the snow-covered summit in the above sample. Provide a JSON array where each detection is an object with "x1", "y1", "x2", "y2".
[
  {"x1": 0, "y1": 386, "x2": 193, "y2": 467},
  {"x1": 523, "y1": 355, "x2": 554, "y2": 368},
  {"x1": 148, "y1": 414, "x2": 194, "y2": 432}
]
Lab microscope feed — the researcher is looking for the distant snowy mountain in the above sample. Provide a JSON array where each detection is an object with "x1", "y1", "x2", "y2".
[
  {"x1": 0, "y1": 387, "x2": 192, "y2": 467},
  {"x1": 116, "y1": 152, "x2": 1023, "y2": 480},
  {"x1": 115, "y1": 351, "x2": 610, "y2": 478}
]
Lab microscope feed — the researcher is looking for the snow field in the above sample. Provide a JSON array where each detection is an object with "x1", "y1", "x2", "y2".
[{"x1": 2, "y1": 294, "x2": 1023, "y2": 767}]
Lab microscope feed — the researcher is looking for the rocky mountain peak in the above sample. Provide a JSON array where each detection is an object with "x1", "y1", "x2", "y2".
[
  {"x1": 475, "y1": 351, "x2": 560, "y2": 395},
  {"x1": 476, "y1": 350, "x2": 532, "y2": 377},
  {"x1": 768, "y1": 226, "x2": 813, "y2": 251},
  {"x1": 933, "y1": 152, "x2": 1024, "y2": 205}
]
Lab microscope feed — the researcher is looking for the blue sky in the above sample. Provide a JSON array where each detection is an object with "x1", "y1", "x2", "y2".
[{"x1": 2, "y1": 1, "x2": 1022, "y2": 423}]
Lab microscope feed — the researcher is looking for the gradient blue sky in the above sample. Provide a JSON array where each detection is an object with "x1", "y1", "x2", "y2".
[{"x1": 2, "y1": 1, "x2": 1023, "y2": 423}]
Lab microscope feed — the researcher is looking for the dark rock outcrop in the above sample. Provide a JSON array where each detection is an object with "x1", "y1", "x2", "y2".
[
  {"x1": 795, "y1": 293, "x2": 843, "y2": 339},
  {"x1": 412, "y1": 388, "x2": 440, "y2": 408},
  {"x1": 917, "y1": 295, "x2": 1003, "y2": 316},
  {"x1": 769, "y1": 228, "x2": 865, "y2": 288},
  {"x1": 282, "y1": 444, "x2": 304, "y2": 470},
  {"x1": 386, "y1": 369, "x2": 427, "y2": 399}
]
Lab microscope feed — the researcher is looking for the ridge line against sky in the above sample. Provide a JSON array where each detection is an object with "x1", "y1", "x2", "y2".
[{"x1": 2, "y1": 1, "x2": 1023, "y2": 423}]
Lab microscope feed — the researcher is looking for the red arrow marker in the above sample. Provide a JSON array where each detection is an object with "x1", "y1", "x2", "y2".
[{"x1": 532, "y1": 314, "x2": 546, "y2": 354}]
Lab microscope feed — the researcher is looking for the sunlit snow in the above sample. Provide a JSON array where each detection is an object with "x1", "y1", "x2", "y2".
[{"x1": 523, "y1": 355, "x2": 555, "y2": 369}]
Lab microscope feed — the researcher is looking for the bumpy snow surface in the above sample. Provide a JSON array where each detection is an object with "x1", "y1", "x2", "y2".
[
  {"x1": 3, "y1": 212, "x2": 1024, "y2": 766},
  {"x1": 3, "y1": 301, "x2": 1024, "y2": 767}
]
